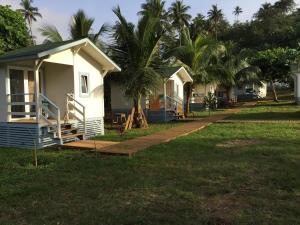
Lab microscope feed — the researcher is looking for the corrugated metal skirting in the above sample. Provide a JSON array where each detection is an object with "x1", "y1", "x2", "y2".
[
  {"x1": 0, "y1": 123, "x2": 39, "y2": 149},
  {"x1": 77, "y1": 117, "x2": 105, "y2": 139}
]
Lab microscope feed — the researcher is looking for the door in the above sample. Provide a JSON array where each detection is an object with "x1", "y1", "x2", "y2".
[
  {"x1": 28, "y1": 71, "x2": 36, "y2": 115},
  {"x1": 9, "y1": 69, "x2": 25, "y2": 118}
]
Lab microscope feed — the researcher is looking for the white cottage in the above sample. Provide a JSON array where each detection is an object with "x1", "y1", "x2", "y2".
[
  {"x1": 0, "y1": 38, "x2": 120, "y2": 148},
  {"x1": 111, "y1": 66, "x2": 193, "y2": 122}
]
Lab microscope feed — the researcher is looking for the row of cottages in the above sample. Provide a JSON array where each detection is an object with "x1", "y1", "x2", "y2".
[
  {"x1": 111, "y1": 66, "x2": 193, "y2": 123},
  {"x1": 0, "y1": 38, "x2": 120, "y2": 149},
  {"x1": 191, "y1": 82, "x2": 267, "y2": 105}
]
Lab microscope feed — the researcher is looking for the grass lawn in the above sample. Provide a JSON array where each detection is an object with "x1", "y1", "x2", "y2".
[
  {"x1": 93, "y1": 122, "x2": 184, "y2": 142},
  {"x1": 189, "y1": 109, "x2": 227, "y2": 118},
  {"x1": 1, "y1": 108, "x2": 300, "y2": 224},
  {"x1": 228, "y1": 100, "x2": 300, "y2": 121}
]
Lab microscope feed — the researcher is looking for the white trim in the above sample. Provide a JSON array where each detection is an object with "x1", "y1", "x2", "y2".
[
  {"x1": 85, "y1": 39, "x2": 121, "y2": 72},
  {"x1": 175, "y1": 67, "x2": 193, "y2": 83},
  {"x1": 38, "y1": 38, "x2": 121, "y2": 72},
  {"x1": 1, "y1": 38, "x2": 121, "y2": 73}
]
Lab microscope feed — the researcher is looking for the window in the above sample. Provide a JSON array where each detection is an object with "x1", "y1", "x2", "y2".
[{"x1": 80, "y1": 73, "x2": 89, "y2": 96}]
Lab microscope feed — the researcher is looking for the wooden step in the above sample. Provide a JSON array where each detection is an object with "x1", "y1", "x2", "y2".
[
  {"x1": 61, "y1": 123, "x2": 72, "y2": 129},
  {"x1": 61, "y1": 133, "x2": 84, "y2": 140},
  {"x1": 49, "y1": 127, "x2": 79, "y2": 134},
  {"x1": 61, "y1": 128, "x2": 79, "y2": 133}
]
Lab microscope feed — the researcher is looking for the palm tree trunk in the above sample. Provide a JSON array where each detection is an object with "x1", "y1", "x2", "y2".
[
  {"x1": 226, "y1": 87, "x2": 231, "y2": 103},
  {"x1": 134, "y1": 94, "x2": 143, "y2": 128},
  {"x1": 185, "y1": 83, "x2": 192, "y2": 116},
  {"x1": 28, "y1": 18, "x2": 34, "y2": 45},
  {"x1": 270, "y1": 80, "x2": 278, "y2": 102}
]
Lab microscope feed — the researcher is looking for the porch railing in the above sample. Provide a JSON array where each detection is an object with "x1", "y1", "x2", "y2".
[
  {"x1": 6, "y1": 93, "x2": 36, "y2": 118},
  {"x1": 166, "y1": 95, "x2": 184, "y2": 114},
  {"x1": 66, "y1": 93, "x2": 86, "y2": 138},
  {"x1": 147, "y1": 94, "x2": 184, "y2": 114}
]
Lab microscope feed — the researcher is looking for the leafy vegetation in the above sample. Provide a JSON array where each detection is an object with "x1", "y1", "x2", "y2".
[
  {"x1": 39, "y1": 9, "x2": 108, "y2": 48},
  {"x1": 0, "y1": 5, "x2": 31, "y2": 54}
]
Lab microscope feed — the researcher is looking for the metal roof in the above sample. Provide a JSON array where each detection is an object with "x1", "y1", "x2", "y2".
[{"x1": 0, "y1": 38, "x2": 121, "y2": 72}]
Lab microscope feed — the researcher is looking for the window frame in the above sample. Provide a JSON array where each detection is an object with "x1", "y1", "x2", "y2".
[{"x1": 79, "y1": 72, "x2": 90, "y2": 97}]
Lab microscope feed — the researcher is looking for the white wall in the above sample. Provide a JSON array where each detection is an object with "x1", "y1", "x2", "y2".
[
  {"x1": 44, "y1": 49, "x2": 74, "y2": 66},
  {"x1": 0, "y1": 65, "x2": 7, "y2": 122},
  {"x1": 44, "y1": 63, "x2": 74, "y2": 119},
  {"x1": 169, "y1": 74, "x2": 184, "y2": 100},
  {"x1": 73, "y1": 51, "x2": 104, "y2": 119},
  {"x1": 192, "y1": 83, "x2": 218, "y2": 103},
  {"x1": 111, "y1": 82, "x2": 133, "y2": 110}
]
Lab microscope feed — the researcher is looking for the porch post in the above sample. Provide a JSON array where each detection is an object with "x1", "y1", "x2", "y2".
[
  {"x1": 5, "y1": 66, "x2": 11, "y2": 122},
  {"x1": 164, "y1": 80, "x2": 167, "y2": 122},
  {"x1": 34, "y1": 61, "x2": 40, "y2": 123},
  {"x1": 34, "y1": 60, "x2": 43, "y2": 123}
]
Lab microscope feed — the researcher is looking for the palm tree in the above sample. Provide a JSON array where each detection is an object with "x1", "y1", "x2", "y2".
[
  {"x1": 168, "y1": 0, "x2": 192, "y2": 45},
  {"x1": 209, "y1": 44, "x2": 261, "y2": 102},
  {"x1": 138, "y1": 0, "x2": 166, "y2": 19},
  {"x1": 190, "y1": 13, "x2": 208, "y2": 41},
  {"x1": 168, "y1": 28, "x2": 225, "y2": 114},
  {"x1": 39, "y1": 25, "x2": 63, "y2": 43},
  {"x1": 18, "y1": 0, "x2": 42, "y2": 43},
  {"x1": 233, "y1": 6, "x2": 243, "y2": 22},
  {"x1": 207, "y1": 4, "x2": 224, "y2": 40},
  {"x1": 110, "y1": 6, "x2": 164, "y2": 127},
  {"x1": 39, "y1": 10, "x2": 108, "y2": 48}
]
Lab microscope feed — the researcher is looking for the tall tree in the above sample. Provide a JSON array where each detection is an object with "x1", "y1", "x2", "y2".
[
  {"x1": 233, "y1": 6, "x2": 243, "y2": 22},
  {"x1": 0, "y1": 5, "x2": 31, "y2": 54},
  {"x1": 138, "y1": 0, "x2": 167, "y2": 19},
  {"x1": 39, "y1": 10, "x2": 108, "y2": 49},
  {"x1": 110, "y1": 6, "x2": 164, "y2": 127},
  {"x1": 207, "y1": 4, "x2": 224, "y2": 40},
  {"x1": 168, "y1": 0, "x2": 192, "y2": 45},
  {"x1": 18, "y1": 0, "x2": 42, "y2": 43},
  {"x1": 209, "y1": 44, "x2": 261, "y2": 102},
  {"x1": 190, "y1": 13, "x2": 209, "y2": 41},
  {"x1": 251, "y1": 48, "x2": 298, "y2": 101},
  {"x1": 169, "y1": 28, "x2": 225, "y2": 114}
]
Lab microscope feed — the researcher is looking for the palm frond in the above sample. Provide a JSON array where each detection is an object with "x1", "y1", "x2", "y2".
[{"x1": 39, "y1": 24, "x2": 63, "y2": 43}]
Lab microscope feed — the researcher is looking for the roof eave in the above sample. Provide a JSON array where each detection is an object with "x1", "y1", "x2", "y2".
[{"x1": 0, "y1": 55, "x2": 39, "y2": 64}]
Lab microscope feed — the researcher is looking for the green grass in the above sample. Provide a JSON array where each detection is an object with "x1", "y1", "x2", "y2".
[
  {"x1": 228, "y1": 100, "x2": 300, "y2": 121},
  {"x1": 1, "y1": 115, "x2": 300, "y2": 224},
  {"x1": 93, "y1": 122, "x2": 184, "y2": 142},
  {"x1": 189, "y1": 109, "x2": 227, "y2": 118}
]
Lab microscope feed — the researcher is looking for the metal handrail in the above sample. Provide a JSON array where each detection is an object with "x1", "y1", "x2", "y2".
[
  {"x1": 166, "y1": 95, "x2": 183, "y2": 113},
  {"x1": 39, "y1": 94, "x2": 61, "y2": 140},
  {"x1": 66, "y1": 93, "x2": 86, "y2": 139}
]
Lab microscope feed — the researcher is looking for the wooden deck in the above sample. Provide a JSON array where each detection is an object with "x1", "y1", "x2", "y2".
[{"x1": 62, "y1": 140, "x2": 128, "y2": 155}]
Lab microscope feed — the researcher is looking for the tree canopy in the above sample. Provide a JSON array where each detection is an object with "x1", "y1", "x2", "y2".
[{"x1": 0, "y1": 5, "x2": 31, "y2": 54}]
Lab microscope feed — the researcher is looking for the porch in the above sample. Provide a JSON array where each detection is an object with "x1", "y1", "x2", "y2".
[
  {"x1": 147, "y1": 79, "x2": 185, "y2": 123},
  {"x1": 3, "y1": 61, "x2": 87, "y2": 147}
]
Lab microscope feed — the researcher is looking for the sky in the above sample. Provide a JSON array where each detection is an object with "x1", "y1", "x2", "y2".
[{"x1": 1, "y1": 0, "x2": 300, "y2": 43}]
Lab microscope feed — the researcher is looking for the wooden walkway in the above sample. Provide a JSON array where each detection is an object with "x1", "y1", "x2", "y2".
[{"x1": 62, "y1": 106, "x2": 243, "y2": 157}]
